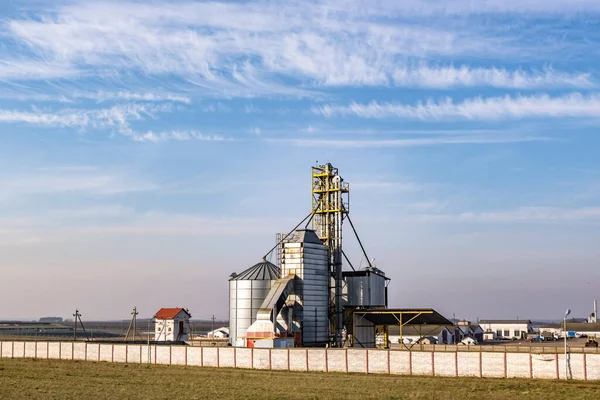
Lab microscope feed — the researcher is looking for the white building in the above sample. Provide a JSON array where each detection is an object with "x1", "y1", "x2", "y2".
[
  {"x1": 479, "y1": 319, "x2": 532, "y2": 340},
  {"x1": 154, "y1": 307, "x2": 191, "y2": 342},
  {"x1": 207, "y1": 327, "x2": 229, "y2": 338}
]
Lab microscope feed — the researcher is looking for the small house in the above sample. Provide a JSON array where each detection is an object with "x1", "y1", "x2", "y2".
[{"x1": 154, "y1": 307, "x2": 191, "y2": 342}]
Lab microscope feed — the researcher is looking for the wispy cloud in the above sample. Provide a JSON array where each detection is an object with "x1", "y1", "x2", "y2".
[
  {"x1": 1, "y1": 0, "x2": 574, "y2": 98},
  {"x1": 0, "y1": 166, "x2": 156, "y2": 198},
  {"x1": 75, "y1": 91, "x2": 191, "y2": 104},
  {"x1": 0, "y1": 103, "x2": 170, "y2": 129},
  {"x1": 133, "y1": 130, "x2": 232, "y2": 143},
  {"x1": 393, "y1": 66, "x2": 594, "y2": 89},
  {"x1": 411, "y1": 206, "x2": 600, "y2": 223},
  {"x1": 313, "y1": 93, "x2": 600, "y2": 121},
  {"x1": 244, "y1": 103, "x2": 262, "y2": 114},
  {"x1": 271, "y1": 135, "x2": 549, "y2": 148},
  {"x1": 0, "y1": 60, "x2": 79, "y2": 81},
  {"x1": 327, "y1": 0, "x2": 600, "y2": 16}
]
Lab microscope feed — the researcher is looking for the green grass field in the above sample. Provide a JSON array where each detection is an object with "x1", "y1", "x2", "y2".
[{"x1": 1, "y1": 358, "x2": 599, "y2": 399}]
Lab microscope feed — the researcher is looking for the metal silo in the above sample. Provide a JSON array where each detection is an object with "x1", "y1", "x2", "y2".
[
  {"x1": 343, "y1": 267, "x2": 389, "y2": 307},
  {"x1": 281, "y1": 229, "x2": 329, "y2": 347},
  {"x1": 229, "y1": 261, "x2": 280, "y2": 346}
]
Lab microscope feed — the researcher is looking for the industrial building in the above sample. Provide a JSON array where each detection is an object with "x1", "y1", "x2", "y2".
[
  {"x1": 479, "y1": 319, "x2": 533, "y2": 340},
  {"x1": 229, "y1": 163, "x2": 451, "y2": 348}
]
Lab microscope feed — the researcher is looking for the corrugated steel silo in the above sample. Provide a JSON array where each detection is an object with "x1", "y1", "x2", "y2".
[
  {"x1": 229, "y1": 261, "x2": 280, "y2": 346},
  {"x1": 281, "y1": 229, "x2": 329, "y2": 346}
]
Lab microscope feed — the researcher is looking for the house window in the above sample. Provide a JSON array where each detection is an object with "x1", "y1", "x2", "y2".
[
  {"x1": 168, "y1": 327, "x2": 172, "y2": 332},
  {"x1": 504, "y1": 330, "x2": 510, "y2": 337},
  {"x1": 496, "y1": 330, "x2": 502, "y2": 337},
  {"x1": 514, "y1": 330, "x2": 521, "y2": 338}
]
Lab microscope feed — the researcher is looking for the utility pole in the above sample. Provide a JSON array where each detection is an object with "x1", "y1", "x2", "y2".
[
  {"x1": 211, "y1": 315, "x2": 216, "y2": 340},
  {"x1": 564, "y1": 308, "x2": 571, "y2": 379},
  {"x1": 133, "y1": 307, "x2": 138, "y2": 339},
  {"x1": 125, "y1": 307, "x2": 140, "y2": 341},
  {"x1": 73, "y1": 309, "x2": 80, "y2": 340}
]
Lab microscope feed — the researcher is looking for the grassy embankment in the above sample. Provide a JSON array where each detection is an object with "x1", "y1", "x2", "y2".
[{"x1": 1, "y1": 358, "x2": 599, "y2": 399}]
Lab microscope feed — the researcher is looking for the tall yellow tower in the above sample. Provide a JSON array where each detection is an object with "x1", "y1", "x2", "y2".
[{"x1": 311, "y1": 163, "x2": 349, "y2": 347}]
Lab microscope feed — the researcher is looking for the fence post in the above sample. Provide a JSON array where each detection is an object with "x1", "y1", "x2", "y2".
[
  {"x1": 35, "y1": 342, "x2": 38, "y2": 359},
  {"x1": 97, "y1": 344, "x2": 100, "y2": 361},
  {"x1": 366, "y1": 350, "x2": 369, "y2": 373},
  {"x1": 387, "y1": 349, "x2": 391, "y2": 374},
  {"x1": 218, "y1": 347, "x2": 221, "y2": 368},
  {"x1": 140, "y1": 345, "x2": 142, "y2": 364},
  {"x1": 325, "y1": 349, "x2": 328, "y2": 372},
  {"x1": 287, "y1": 348, "x2": 290, "y2": 371},
  {"x1": 234, "y1": 347, "x2": 237, "y2": 368},
  {"x1": 185, "y1": 346, "x2": 188, "y2": 366},
  {"x1": 529, "y1": 353, "x2": 533, "y2": 379},
  {"x1": 268, "y1": 348, "x2": 271, "y2": 370},
  {"x1": 583, "y1": 353, "x2": 587, "y2": 381},
  {"x1": 478, "y1": 352, "x2": 482, "y2": 378},
  {"x1": 169, "y1": 345, "x2": 172, "y2": 365},
  {"x1": 57, "y1": 342, "x2": 60, "y2": 360},
  {"x1": 503, "y1": 351, "x2": 507, "y2": 378},
  {"x1": 409, "y1": 351, "x2": 413, "y2": 375},
  {"x1": 345, "y1": 348, "x2": 348, "y2": 373},
  {"x1": 431, "y1": 352, "x2": 435, "y2": 376},
  {"x1": 455, "y1": 351, "x2": 458, "y2": 377},
  {"x1": 125, "y1": 345, "x2": 128, "y2": 363},
  {"x1": 305, "y1": 348, "x2": 308, "y2": 371},
  {"x1": 201, "y1": 346, "x2": 204, "y2": 367},
  {"x1": 555, "y1": 353, "x2": 559, "y2": 379},
  {"x1": 71, "y1": 342, "x2": 74, "y2": 360}
]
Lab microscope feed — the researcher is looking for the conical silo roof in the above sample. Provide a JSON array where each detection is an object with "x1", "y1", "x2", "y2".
[{"x1": 229, "y1": 260, "x2": 280, "y2": 281}]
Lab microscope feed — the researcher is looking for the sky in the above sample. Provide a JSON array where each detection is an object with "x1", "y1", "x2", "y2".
[{"x1": 0, "y1": 0, "x2": 599, "y2": 322}]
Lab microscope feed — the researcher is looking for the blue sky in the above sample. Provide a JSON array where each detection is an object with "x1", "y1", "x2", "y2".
[{"x1": 1, "y1": 0, "x2": 599, "y2": 321}]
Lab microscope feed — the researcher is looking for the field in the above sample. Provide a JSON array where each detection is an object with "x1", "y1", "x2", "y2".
[{"x1": 1, "y1": 359, "x2": 600, "y2": 399}]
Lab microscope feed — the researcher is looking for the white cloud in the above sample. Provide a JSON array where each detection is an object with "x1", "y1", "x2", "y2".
[
  {"x1": 393, "y1": 66, "x2": 593, "y2": 89},
  {"x1": 250, "y1": 127, "x2": 261, "y2": 136},
  {"x1": 0, "y1": 166, "x2": 156, "y2": 198},
  {"x1": 75, "y1": 91, "x2": 191, "y2": 104},
  {"x1": 313, "y1": 93, "x2": 600, "y2": 120},
  {"x1": 0, "y1": 60, "x2": 79, "y2": 81},
  {"x1": 0, "y1": 103, "x2": 169, "y2": 129},
  {"x1": 244, "y1": 103, "x2": 262, "y2": 114},
  {"x1": 133, "y1": 130, "x2": 231, "y2": 143},
  {"x1": 412, "y1": 207, "x2": 600, "y2": 223},
  {"x1": 1, "y1": 0, "x2": 571, "y2": 97},
  {"x1": 201, "y1": 102, "x2": 231, "y2": 112},
  {"x1": 322, "y1": 0, "x2": 600, "y2": 16},
  {"x1": 274, "y1": 136, "x2": 549, "y2": 148}
]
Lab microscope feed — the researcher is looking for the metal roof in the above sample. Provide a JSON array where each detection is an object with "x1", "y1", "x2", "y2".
[
  {"x1": 289, "y1": 229, "x2": 322, "y2": 244},
  {"x1": 230, "y1": 260, "x2": 280, "y2": 281},
  {"x1": 353, "y1": 308, "x2": 453, "y2": 326}
]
